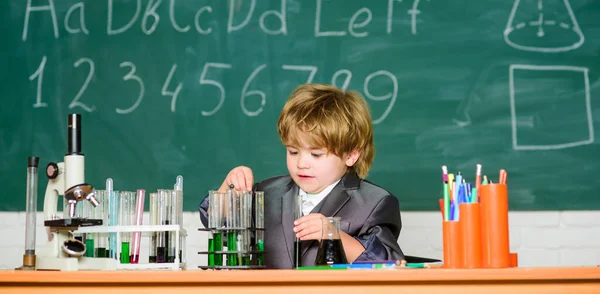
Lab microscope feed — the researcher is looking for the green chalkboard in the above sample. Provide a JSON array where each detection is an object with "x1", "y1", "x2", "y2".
[{"x1": 1, "y1": 0, "x2": 599, "y2": 212}]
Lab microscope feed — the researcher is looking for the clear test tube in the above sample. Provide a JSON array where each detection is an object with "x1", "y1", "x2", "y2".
[
  {"x1": 293, "y1": 194, "x2": 303, "y2": 268},
  {"x1": 157, "y1": 190, "x2": 169, "y2": 263},
  {"x1": 254, "y1": 191, "x2": 265, "y2": 266},
  {"x1": 176, "y1": 189, "x2": 183, "y2": 262},
  {"x1": 208, "y1": 190, "x2": 223, "y2": 266},
  {"x1": 22, "y1": 156, "x2": 39, "y2": 269},
  {"x1": 108, "y1": 188, "x2": 119, "y2": 260},
  {"x1": 95, "y1": 190, "x2": 108, "y2": 258},
  {"x1": 130, "y1": 189, "x2": 145, "y2": 264},
  {"x1": 119, "y1": 191, "x2": 134, "y2": 264},
  {"x1": 239, "y1": 191, "x2": 253, "y2": 266},
  {"x1": 83, "y1": 198, "x2": 95, "y2": 257},
  {"x1": 149, "y1": 192, "x2": 158, "y2": 263},
  {"x1": 169, "y1": 189, "x2": 181, "y2": 263},
  {"x1": 225, "y1": 187, "x2": 239, "y2": 266}
]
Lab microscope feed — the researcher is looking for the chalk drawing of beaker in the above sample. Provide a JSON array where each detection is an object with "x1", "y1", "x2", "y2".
[{"x1": 504, "y1": 0, "x2": 584, "y2": 53}]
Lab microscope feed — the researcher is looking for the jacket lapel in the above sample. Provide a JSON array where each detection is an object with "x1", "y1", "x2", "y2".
[{"x1": 281, "y1": 182, "x2": 298, "y2": 265}]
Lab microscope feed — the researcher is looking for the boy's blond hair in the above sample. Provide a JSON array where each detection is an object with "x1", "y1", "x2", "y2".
[{"x1": 277, "y1": 84, "x2": 375, "y2": 178}]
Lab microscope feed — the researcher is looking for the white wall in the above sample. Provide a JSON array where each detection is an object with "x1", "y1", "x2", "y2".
[{"x1": 1, "y1": 211, "x2": 599, "y2": 269}]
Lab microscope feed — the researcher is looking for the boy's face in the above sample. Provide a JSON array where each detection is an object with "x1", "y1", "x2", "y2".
[{"x1": 285, "y1": 134, "x2": 359, "y2": 194}]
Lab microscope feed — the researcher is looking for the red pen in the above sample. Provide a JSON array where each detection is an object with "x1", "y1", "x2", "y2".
[{"x1": 499, "y1": 169, "x2": 507, "y2": 184}]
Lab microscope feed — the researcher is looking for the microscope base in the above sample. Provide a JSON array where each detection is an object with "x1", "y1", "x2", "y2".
[{"x1": 36, "y1": 257, "x2": 118, "y2": 271}]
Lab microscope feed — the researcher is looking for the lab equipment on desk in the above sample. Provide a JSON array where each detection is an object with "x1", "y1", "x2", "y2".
[
  {"x1": 75, "y1": 178, "x2": 187, "y2": 271},
  {"x1": 199, "y1": 187, "x2": 265, "y2": 269},
  {"x1": 16, "y1": 157, "x2": 40, "y2": 270},
  {"x1": 36, "y1": 114, "x2": 117, "y2": 271},
  {"x1": 293, "y1": 194, "x2": 302, "y2": 269},
  {"x1": 315, "y1": 217, "x2": 348, "y2": 266}
]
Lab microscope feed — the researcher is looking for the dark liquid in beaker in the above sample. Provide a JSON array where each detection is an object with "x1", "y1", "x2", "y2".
[{"x1": 315, "y1": 239, "x2": 347, "y2": 265}]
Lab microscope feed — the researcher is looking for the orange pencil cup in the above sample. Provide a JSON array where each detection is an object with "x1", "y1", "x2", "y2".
[
  {"x1": 442, "y1": 221, "x2": 465, "y2": 268},
  {"x1": 479, "y1": 184, "x2": 510, "y2": 268},
  {"x1": 458, "y1": 203, "x2": 482, "y2": 268}
]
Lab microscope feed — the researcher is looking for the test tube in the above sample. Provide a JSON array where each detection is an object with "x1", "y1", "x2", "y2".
[
  {"x1": 157, "y1": 190, "x2": 169, "y2": 263},
  {"x1": 119, "y1": 191, "x2": 134, "y2": 264},
  {"x1": 225, "y1": 186, "x2": 238, "y2": 266},
  {"x1": 22, "y1": 156, "x2": 39, "y2": 269},
  {"x1": 239, "y1": 191, "x2": 253, "y2": 266},
  {"x1": 149, "y1": 192, "x2": 158, "y2": 263},
  {"x1": 130, "y1": 189, "x2": 145, "y2": 264},
  {"x1": 174, "y1": 176, "x2": 184, "y2": 262},
  {"x1": 95, "y1": 190, "x2": 108, "y2": 257},
  {"x1": 293, "y1": 194, "x2": 303, "y2": 268},
  {"x1": 254, "y1": 191, "x2": 264, "y2": 266},
  {"x1": 169, "y1": 189, "x2": 181, "y2": 263},
  {"x1": 208, "y1": 190, "x2": 223, "y2": 266},
  {"x1": 84, "y1": 199, "x2": 95, "y2": 257},
  {"x1": 108, "y1": 182, "x2": 118, "y2": 260}
]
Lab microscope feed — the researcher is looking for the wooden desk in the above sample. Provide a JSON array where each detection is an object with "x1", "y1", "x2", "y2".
[{"x1": 1, "y1": 267, "x2": 599, "y2": 294}]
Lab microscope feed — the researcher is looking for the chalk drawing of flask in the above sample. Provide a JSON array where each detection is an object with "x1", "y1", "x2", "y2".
[{"x1": 504, "y1": 0, "x2": 584, "y2": 53}]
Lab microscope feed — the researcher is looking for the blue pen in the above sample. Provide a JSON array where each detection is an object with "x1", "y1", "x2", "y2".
[
  {"x1": 454, "y1": 173, "x2": 462, "y2": 203},
  {"x1": 466, "y1": 182, "x2": 472, "y2": 202},
  {"x1": 452, "y1": 198, "x2": 460, "y2": 221}
]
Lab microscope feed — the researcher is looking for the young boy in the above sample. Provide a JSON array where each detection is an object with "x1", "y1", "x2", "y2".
[{"x1": 198, "y1": 84, "x2": 404, "y2": 269}]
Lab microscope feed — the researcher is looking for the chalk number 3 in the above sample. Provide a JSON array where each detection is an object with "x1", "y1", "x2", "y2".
[{"x1": 116, "y1": 61, "x2": 145, "y2": 114}]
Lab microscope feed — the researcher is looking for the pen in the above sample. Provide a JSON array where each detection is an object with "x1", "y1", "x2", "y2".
[{"x1": 499, "y1": 169, "x2": 507, "y2": 184}]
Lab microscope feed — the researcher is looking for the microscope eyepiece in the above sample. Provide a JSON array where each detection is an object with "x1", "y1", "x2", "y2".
[{"x1": 67, "y1": 113, "x2": 82, "y2": 155}]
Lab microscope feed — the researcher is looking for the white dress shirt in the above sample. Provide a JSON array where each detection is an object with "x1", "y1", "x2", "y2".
[{"x1": 298, "y1": 179, "x2": 341, "y2": 216}]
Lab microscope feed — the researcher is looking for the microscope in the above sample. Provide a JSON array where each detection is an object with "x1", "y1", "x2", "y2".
[{"x1": 35, "y1": 114, "x2": 117, "y2": 271}]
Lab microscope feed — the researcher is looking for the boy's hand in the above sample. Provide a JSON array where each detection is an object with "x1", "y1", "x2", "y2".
[
  {"x1": 293, "y1": 213, "x2": 328, "y2": 240},
  {"x1": 219, "y1": 166, "x2": 254, "y2": 192}
]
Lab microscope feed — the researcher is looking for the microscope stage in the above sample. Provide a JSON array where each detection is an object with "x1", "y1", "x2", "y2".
[{"x1": 45, "y1": 218, "x2": 102, "y2": 228}]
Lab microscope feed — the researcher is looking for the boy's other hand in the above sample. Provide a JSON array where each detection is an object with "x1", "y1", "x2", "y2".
[
  {"x1": 293, "y1": 213, "x2": 327, "y2": 241},
  {"x1": 219, "y1": 166, "x2": 254, "y2": 192}
]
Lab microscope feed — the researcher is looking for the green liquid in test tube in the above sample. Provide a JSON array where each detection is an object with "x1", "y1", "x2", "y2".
[
  {"x1": 85, "y1": 237, "x2": 95, "y2": 257},
  {"x1": 120, "y1": 242, "x2": 130, "y2": 264},
  {"x1": 208, "y1": 238, "x2": 215, "y2": 266}
]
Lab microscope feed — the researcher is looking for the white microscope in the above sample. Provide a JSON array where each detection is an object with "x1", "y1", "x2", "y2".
[{"x1": 36, "y1": 114, "x2": 117, "y2": 271}]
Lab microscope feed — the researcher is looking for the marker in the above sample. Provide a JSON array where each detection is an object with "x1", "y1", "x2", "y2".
[
  {"x1": 441, "y1": 165, "x2": 448, "y2": 183},
  {"x1": 443, "y1": 182, "x2": 450, "y2": 221},
  {"x1": 482, "y1": 175, "x2": 488, "y2": 185}
]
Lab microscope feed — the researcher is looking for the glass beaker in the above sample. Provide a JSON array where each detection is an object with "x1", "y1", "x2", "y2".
[{"x1": 314, "y1": 217, "x2": 348, "y2": 265}]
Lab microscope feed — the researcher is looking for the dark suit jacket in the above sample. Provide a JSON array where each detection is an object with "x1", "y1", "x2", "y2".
[{"x1": 199, "y1": 172, "x2": 405, "y2": 269}]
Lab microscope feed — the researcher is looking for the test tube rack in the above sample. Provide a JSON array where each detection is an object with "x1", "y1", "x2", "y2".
[
  {"x1": 197, "y1": 227, "x2": 266, "y2": 270},
  {"x1": 74, "y1": 224, "x2": 186, "y2": 270}
]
